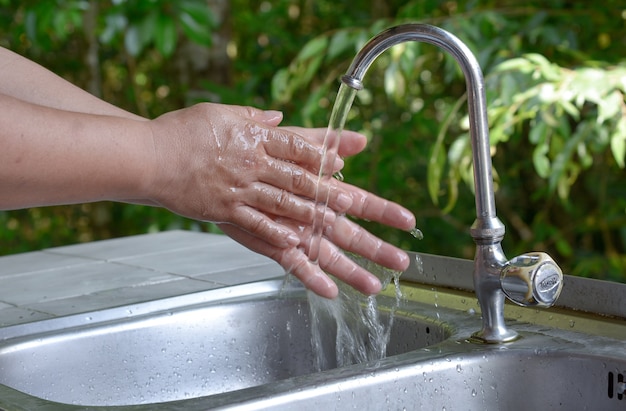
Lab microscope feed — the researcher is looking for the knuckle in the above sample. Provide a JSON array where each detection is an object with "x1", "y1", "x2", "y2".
[
  {"x1": 275, "y1": 189, "x2": 291, "y2": 211},
  {"x1": 289, "y1": 167, "x2": 312, "y2": 193}
]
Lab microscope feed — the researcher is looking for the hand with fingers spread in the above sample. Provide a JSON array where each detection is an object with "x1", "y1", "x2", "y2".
[
  {"x1": 0, "y1": 45, "x2": 416, "y2": 299},
  {"x1": 148, "y1": 103, "x2": 415, "y2": 299},
  {"x1": 219, "y1": 182, "x2": 415, "y2": 299}
]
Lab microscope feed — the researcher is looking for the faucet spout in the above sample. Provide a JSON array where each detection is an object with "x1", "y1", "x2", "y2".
[{"x1": 341, "y1": 23, "x2": 563, "y2": 343}]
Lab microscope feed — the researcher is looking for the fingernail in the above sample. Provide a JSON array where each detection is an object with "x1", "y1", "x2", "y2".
[
  {"x1": 262, "y1": 110, "x2": 283, "y2": 123},
  {"x1": 400, "y1": 209, "x2": 416, "y2": 226},
  {"x1": 367, "y1": 277, "x2": 382, "y2": 295},
  {"x1": 395, "y1": 250, "x2": 410, "y2": 271},
  {"x1": 286, "y1": 232, "x2": 300, "y2": 247},
  {"x1": 333, "y1": 156, "x2": 344, "y2": 171}
]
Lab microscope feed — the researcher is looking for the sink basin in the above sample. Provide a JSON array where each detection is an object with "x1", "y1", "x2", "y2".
[
  {"x1": 0, "y1": 274, "x2": 624, "y2": 411},
  {"x1": 0, "y1": 279, "x2": 449, "y2": 407},
  {"x1": 227, "y1": 335, "x2": 626, "y2": 411}
]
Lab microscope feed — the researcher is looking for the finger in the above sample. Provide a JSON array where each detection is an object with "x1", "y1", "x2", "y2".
[
  {"x1": 281, "y1": 126, "x2": 368, "y2": 157},
  {"x1": 281, "y1": 247, "x2": 340, "y2": 298},
  {"x1": 324, "y1": 215, "x2": 411, "y2": 272},
  {"x1": 275, "y1": 216, "x2": 382, "y2": 296},
  {"x1": 222, "y1": 104, "x2": 284, "y2": 126},
  {"x1": 263, "y1": 128, "x2": 343, "y2": 173},
  {"x1": 229, "y1": 206, "x2": 301, "y2": 248},
  {"x1": 339, "y1": 182, "x2": 416, "y2": 231},
  {"x1": 218, "y1": 223, "x2": 339, "y2": 299},
  {"x1": 315, "y1": 238, "x2": 382, "y2": 295},
  {"x1": 245, "y1": 182, "x2": 340, "y2": 226},
  {"x1": 259, "y1": 160, "x2": 353, "y2": 213}
]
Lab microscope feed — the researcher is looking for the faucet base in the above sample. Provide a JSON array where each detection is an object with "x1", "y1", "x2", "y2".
[{"x1": 470, "y1": 328, "x2": 520, "y2": 344}]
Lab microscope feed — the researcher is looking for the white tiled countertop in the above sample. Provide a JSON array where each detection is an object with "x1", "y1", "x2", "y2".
[{"x1": 0, "y1": 230, "x2": 284, "y2": 327}]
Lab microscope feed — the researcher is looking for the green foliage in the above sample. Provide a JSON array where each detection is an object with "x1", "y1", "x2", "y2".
[
  {"x1": 18, "y1": 0, "x2": 215, "y2": 57},
  {"x1": 267, "y1": 2, "x2": 626, "y2": 282},
  {"x1": 1, "y1": 0, "x2": 625, "y2": 283}
]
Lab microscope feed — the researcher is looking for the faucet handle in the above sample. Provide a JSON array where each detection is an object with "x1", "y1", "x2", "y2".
[{"x1": 500, "y1": 252, "x2": 563, "y2": 307}]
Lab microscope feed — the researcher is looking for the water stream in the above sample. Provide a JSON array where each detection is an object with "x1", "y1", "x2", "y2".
[
  {"x1": 307, "y1": 83, "x2": 357, "y2": 264},
  {"x1": 304, "y1": 84, "x2": 421, "y2": 371},
  {"x1": 307, "y1": 255, "x2": 403, "y2": 371}
]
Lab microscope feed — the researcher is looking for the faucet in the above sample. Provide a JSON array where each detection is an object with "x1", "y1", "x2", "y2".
[{"x1": 340, "y1": 23, "x2": 564, "y2": 343}]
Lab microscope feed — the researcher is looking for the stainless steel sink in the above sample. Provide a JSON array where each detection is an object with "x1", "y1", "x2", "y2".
[
  {"x1": 223, "y1": 335, "x2": 626, "y2": 410},
  {"x1": 0, "y1": 279, "x2": 449, "y2": 407},
  {"x1": 0, "y1": 259, "x2": 624, "y2": 411}
]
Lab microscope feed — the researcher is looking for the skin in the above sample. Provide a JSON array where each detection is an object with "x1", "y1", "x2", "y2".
[{"x1": 0, "y1": 46, "x2": 416, "y2": 299}]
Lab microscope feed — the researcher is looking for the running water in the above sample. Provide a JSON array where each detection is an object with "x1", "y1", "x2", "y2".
[
  {"x1": 307, "y1": 83, "x2": 357, "y2": 264},
  {"x1": 303, "y1": 83, "x2": 422, "y2": 371},
  {"x1": 308, "y1": 255, "x2": 403, "y2": 371}
]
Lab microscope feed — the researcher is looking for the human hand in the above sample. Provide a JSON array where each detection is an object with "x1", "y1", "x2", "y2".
[
  {"x1": 219, "y1": 182, "x2": 415, "y2": 299},
  {"x1": 147, "y1": 103, "x2": 415, "y2": 298},
  {"x1": 147, "y1": 103, "x2": 353, "y2": 248}
]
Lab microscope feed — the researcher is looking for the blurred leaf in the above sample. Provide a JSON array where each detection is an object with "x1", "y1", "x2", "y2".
[
  {"x1": 610, "y1": 116, "x2": 626, "y2": 168},
  {"x1": 427, "y1": 142, "x2": 446, "y2": 205},
  {"x1": 124, "y1": 24, "x2": 143, "y2": 56},
  {"x1": 549, "y1": 120, "x2": 592, "y2": 195},
  {"x1": 533, "y1": 144, "x2": 551, "y2": 178},
  {"x1": 155, "y1": 14, "x2": 177, "y2": 57},
  {"x1": 296, "y1": 36, "x2": 329, "y2": 61},
  {"x1": 327, "y1": 29, "x2": 357, "y2": 60},
  {"x1": 178, "y1": 2, "x2": 214, "y2": 46},
  {"x1": 271, "y1": 68, "x2": 291, "y2": 103}
]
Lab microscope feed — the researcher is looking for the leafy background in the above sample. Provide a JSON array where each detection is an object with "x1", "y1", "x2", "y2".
[{"x1": 1, "y1": 0, "x2": 625, "y2": 283}]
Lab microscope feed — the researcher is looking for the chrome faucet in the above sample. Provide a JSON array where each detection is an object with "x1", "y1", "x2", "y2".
[{"x1": 341, "y1": 23, "x2": 564, "y2": 343}]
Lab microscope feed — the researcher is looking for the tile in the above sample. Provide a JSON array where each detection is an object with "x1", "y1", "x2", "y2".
[
  {"x1": 0, "y1": 306, "x2": 54, "y2": 327},
  {"x1": 0, "y1": 251, "x2": 95, "y2": 278},
  {"x1": 0, "y1": 262, "x2": 179, "y2": 306},
  {"x1": 198, "y1": 262, "x2": 285, "y2": 285},
  {"x1": 116, "y1": 240, "x2": 273, "y2": 277},
  {"x1": 46, "y1": 230, "x2": 229, "y2": 260},
  {"x1": 26, "y1": 278, "x2": 223, "y2": 316}
]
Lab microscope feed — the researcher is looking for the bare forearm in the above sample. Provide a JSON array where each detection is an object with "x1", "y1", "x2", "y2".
[
  {"x1": 0, "y1": 93, "x2": 154, "y2": 209},
  {"x1": 0, "y1": 47, "x2": 143, "y2": 120}
]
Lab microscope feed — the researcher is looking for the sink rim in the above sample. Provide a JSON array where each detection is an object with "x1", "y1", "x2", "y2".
[
  {"x1": 0, "y1": 278, "x2": 454, "y2": 408},
  {"x1": 1, "y1": 330, "x2": 624, "y2": 411},
  {"x1": 0, "y1": 277, "x2": 624, "y2": 410}
]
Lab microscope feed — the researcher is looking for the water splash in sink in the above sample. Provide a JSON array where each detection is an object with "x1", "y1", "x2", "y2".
[{"x1": 308, "y1": 254, "x2": 403, "y2": 371}]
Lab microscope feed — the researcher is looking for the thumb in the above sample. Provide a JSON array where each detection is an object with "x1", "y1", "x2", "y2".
[
  {"x1": 224, "y1": 105, "x2": 284, "y2": 126},
  {"x1": 258, "y1": 110, "x2": 283, "y2": 126}
]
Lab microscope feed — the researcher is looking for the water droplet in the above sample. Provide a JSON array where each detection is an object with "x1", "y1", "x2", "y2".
[
  {"x1": 414, "y1": 254, "x2": 424, "y2": 274},
  {"x1": 409, "y1": 227, "x2": 424, "y2": 240}
]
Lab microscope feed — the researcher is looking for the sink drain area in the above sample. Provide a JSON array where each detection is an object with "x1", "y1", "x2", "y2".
[{"x1": 608, "y1": 372, "x2": 625, "y2": 400}]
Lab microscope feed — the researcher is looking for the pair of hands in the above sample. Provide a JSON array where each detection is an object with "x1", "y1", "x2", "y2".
[
  {"x1": 0, "y1": 46, "x2": 414, "y2": 298},
  {"x1": 147, "y1": 103, "x2": 416, "y2": 299}
]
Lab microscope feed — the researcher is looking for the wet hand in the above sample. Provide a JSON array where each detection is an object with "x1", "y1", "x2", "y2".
[
  {"x1": 147, "y1": 103, "x2": 363, "y2": 248},
  {"x1": 147, "y1": 102, "x2": 415, "y2": 298},
  {"x1": 218, "y1": 180, "x2": 415, "y2": 299}
]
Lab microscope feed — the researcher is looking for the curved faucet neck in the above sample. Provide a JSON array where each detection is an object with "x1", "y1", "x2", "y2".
[{"x1": 341, "y1": 23, "x2": 504, "y2": 242}]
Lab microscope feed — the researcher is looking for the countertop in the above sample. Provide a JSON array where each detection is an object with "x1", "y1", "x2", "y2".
[{"x1": 0, "y1": 230, "x2": 284, "y2": 328}]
